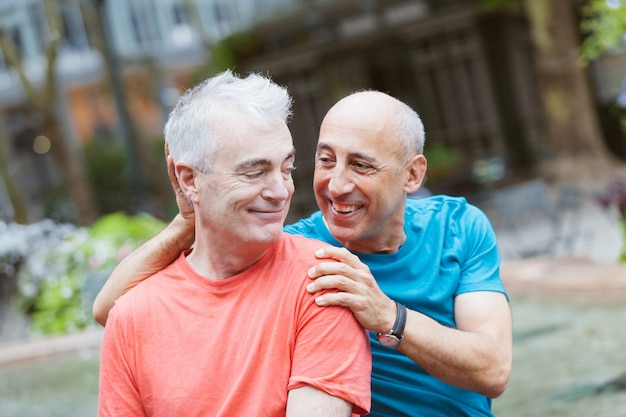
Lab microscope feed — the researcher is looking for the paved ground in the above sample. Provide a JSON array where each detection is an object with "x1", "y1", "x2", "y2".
[
  {"x1": 0, "y1": 327, "x2": 103, "y2": 367},
  {"x1": 502, "y1": 257, "x2": 626, "y2": 300},
  {"x1": 491, "y1": 190, "x2": 626, "y2": 416},
  {"x1": 493, "y1": 293, "x2": 626, "y2": 417}
]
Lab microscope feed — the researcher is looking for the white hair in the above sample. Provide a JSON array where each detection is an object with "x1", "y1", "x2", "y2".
[
  {"x1": 393, "y1": 100, "x2": 425, "y2": 158},
  {"x1": 164, "y1": 70, "x2": 293, "y2": 173}
]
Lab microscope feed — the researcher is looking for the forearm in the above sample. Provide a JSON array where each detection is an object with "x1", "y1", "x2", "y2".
[
  {"x1": 398, "y1": 307, "x2": 512, "y2": 398},
  {"x1": 92, "y1": 214, "x2": 194, "y2": 326}
]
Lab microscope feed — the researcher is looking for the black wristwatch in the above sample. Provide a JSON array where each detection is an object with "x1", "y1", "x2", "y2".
[{"x1": 376, "y1": 301, "x2": 407, "y2": 348}]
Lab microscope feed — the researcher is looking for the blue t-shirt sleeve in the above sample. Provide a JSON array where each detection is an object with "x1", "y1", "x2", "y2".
[{"x1": 456, "y1": 203, "x2": 507, "y2": 298}]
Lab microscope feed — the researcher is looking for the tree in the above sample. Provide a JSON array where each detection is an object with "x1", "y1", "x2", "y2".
[
  {"x1": 580, "y1": 0, "x2": 626, "y2": 159},
  {"x1": 521, "y1": 0, "x2": 618, "y2": 182},
  {"x1": 479, "y1": 0, "x2": 620, "y2": 181},
  {"x1": 0, "y1": 118, "x2": 28, "y2": 224},
  {"x1": 80, "y1": 0, "x2": 149, "y2": 213},
  {"x1": 0, "y1": 0, "x2": 98, "y2": 225}
]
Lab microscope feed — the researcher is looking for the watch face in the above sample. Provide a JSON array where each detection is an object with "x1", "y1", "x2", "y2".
[{"x1": 376, "y1": 334, "x2": 401, "y2": 348}]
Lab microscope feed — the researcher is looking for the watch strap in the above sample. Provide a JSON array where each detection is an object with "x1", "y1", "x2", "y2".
[
  {"x1": 376, "y1": 301, "x2": 407, "y2": 347},
  {"x1": 391, "y1": 301, "x2": 407, "y2": 341}
]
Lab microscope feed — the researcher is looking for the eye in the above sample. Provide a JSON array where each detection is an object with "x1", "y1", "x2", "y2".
[
  {"x1": 352, "y1": 161, "x2": 375, "y2": 173},
  {"x1": 316, "y1": 155, "x2": 335, "y2": 166},
  {"x1": 244, "y1": 170, "x2": 264, "y2": 179},
  {"x1": 283, "y1": 165, "x2": 296, "y2": 178}
]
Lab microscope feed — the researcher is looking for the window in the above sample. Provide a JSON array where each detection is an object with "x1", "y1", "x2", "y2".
[{"x1": 58, "y1": 0, "x2": 90, "y2": 50}]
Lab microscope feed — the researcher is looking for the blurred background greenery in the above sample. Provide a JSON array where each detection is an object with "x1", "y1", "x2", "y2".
[{"x1": 0, "y1": 0, "x2": 625, "y2": 337}]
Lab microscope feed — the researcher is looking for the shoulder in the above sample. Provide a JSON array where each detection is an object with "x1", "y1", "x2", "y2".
[
  {"x1": 407, "y1": 195, "x2": 490, "y2": 224},
  {"x1": 278, "y1": 232, "x2": 328, "y2": 254},
  {"x1": 112, "y1": 257, "x2": 182, "y2": 316},
  {"x1": 111, "y1": 284, "x2": 150, "y2": 320},
  {"x1": 265, "y1": 234, "x2": 340, "y2": 286},
  {"x1": 405, "y1": 196, "x2": 496, "y2": 249},
  {"x1": 407, "y1": 194, "x2": 477, "y2": 213}
]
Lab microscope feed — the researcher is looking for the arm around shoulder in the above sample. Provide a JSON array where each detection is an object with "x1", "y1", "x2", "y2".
[{"x1": 92, "y1": 214, "x2": 194, "y2": 326}]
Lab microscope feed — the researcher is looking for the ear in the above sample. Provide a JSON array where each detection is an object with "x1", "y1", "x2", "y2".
[
  {"x1": 404, "y1": 154, "x2": 428, "y2": 194},
  {"x1": 175, "y1": 162, "x2": 200, "y2": 204}
]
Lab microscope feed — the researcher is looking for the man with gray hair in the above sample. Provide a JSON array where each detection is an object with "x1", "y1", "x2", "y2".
[
  {"x1": 96, "y1": 86, "x2": 511, "y2": 417},
  {"x1": 97, "y1": 70, "x2": 371, "y2": 417}
]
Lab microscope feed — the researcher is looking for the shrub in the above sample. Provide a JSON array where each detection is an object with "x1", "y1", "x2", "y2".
[
  {"x1": 84, "y1": 136, "x2": 133, "y2": 215},
  {"x1": 0, "y1": 213, "x2": 165, "y2": 335}
]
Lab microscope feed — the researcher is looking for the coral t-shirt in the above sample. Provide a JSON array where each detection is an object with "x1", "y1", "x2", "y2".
[{"x1": 98, "y1": 233, "x2": 371, "y2": 417}]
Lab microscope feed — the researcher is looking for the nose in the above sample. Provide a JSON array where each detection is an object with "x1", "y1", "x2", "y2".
[
  {"x1": 262, "y1": 170, "x2": 293, "y2": 202},
  {"x1": 327, "y1": 166, "x2": 355, "y2": 196}
]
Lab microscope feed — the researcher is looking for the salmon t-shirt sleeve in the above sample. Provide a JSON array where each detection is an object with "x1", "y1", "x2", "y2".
[
  {"x1": 288, "y1": 298, "x2": 371, "y2": 415},
  {"x1": 281, "y1": 237, "x2": 371, "y2": 415},
  {"x1": 99, "y1": 305, "x2": 144, "y2": 417}
]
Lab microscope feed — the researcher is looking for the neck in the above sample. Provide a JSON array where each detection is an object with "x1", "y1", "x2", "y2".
[
  {"x1": 342, "y1": 231, "x2": 406, "y2": 254},
  {"x1": 322, "y1": 216, "x2": 407, "y2": 254},
  {"x1": 187, "y1": 230, "x2": 271, "y2": 280}
]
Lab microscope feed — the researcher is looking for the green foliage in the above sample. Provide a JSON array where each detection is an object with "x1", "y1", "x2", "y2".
[
  {"x1": 9, "y1": 213, "x2": 166, "y2": 335},
  {"x1": 41, "y1": 182, "x2": 73, "y2": 223},
  {"x1": 84, "y1": 134, "x2": 173, "y2": 219},
  {"x1": 90, "y1": 211, "x2": 166, "y2": 247},
  {"x1": 29, "y1": 269, "x2": 90, "y2": 335},
  {"x1": 477, "y1": 0, "x2": 517, "y2": 12},
  {"x1": 84, "y1": 135, "x2": 133, "y2": 214},
  {"x1": 192, "y1": 31, "x2": 260, "y2": 82},
  {"x1": 423, "y1": 143, "x2": 462, "y2": 183},
  {"x1": 211, "y1": 31, "x2": 260, "y2": 72},
  {"x1": 580, "y1": 0, "x2": 626, "y2": 62}
]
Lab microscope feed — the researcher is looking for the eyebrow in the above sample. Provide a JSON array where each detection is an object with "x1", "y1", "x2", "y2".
[
  {"x1": 235, "y1": 148, "x2": 296, "y2": 171},
  {"x1": 316, "y1": 143, "x2": 378, "y2": 163}
]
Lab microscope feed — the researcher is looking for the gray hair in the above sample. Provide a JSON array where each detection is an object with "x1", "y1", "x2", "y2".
[
  {"x1": 164, "y1": 70, "x2": 293, "y2": 173},
  {"x1": 393, "y1": 100, "x2": 425, "y2": 160}
]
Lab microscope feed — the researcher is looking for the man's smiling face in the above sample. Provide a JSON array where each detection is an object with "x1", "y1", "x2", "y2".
[
  {"x1": 313, "y1": 92, "x2": 415, "y2": 254},
  {"x1": 193, "y1": 119, "x2": 296, "y2": 253}
]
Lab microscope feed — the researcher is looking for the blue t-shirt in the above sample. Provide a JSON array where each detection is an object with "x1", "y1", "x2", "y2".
[{"x1": 286, "y1": 195, "x2": 507, "y2": 417}]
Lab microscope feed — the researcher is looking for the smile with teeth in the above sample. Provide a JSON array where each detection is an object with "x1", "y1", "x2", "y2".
[{"x1": 331, "y1": 202, "x2": 362, "y2": 213}]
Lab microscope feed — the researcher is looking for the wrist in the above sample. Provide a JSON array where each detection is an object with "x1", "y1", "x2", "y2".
[
  {"x1": 376, "y1": 301, "x2": 407, "y2": 348},
  {"x1": 168, "y1": 214, "x2": 195, "y2": 249}
]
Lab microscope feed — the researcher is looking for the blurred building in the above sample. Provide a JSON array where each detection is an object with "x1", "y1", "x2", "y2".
[
  {"x1": 0, "y1": 0, "x2": 622, "y2": 223},
  {"x1": 0, "y1": 0, "x2": 290, "y2": 221}
]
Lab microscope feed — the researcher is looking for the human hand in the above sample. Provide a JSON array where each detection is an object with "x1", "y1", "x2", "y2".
[
  {"x1": 306, "y1": 246, "x2": 397, "y2": 334},
  {"x1": 165, "y1": 142, "x2": 194, "y2": 224}
]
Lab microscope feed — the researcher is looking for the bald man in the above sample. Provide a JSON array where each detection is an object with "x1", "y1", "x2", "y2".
[{"x1": 94, "y1": 90, "x2": 512, "y2": 417}]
